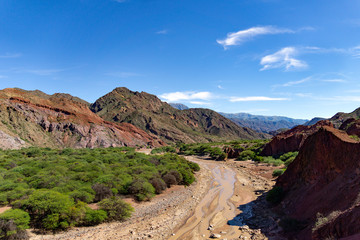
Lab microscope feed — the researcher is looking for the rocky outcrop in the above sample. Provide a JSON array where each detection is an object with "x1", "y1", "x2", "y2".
[
  {"x1": 0, "y1": 88, "x2": 163, "y2": 149},
  {"x1": 91, "y1": 87, "x2": 270, "y2": 143},
  {"x1": 275, "y1": 126, "x2": 360, "y2": 239},
  {"x1": 261, "y1": 120, "x2": 333, "y2": 156}
]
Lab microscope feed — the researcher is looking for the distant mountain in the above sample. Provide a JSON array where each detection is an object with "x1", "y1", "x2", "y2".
[
  {"x1": 303, "y1": 117, "x2": 326, "y2": 126},
  {"x1": 219, "y1": 112, "x2": 308, "y2": 134},
  {"x1": 329, "y1": 107, "x2": 360, "y2": 128},
  {"x1": 169, "y1": 103, "x2": 189, "y2": 110},
  {"x1": 0, "y1": 88, "x2": 163, "y2": 149},
  {"x1": 90, "y1": 87, "x2": 270, "y2": 143}
]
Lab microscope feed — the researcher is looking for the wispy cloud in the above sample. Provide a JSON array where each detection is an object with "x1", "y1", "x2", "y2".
[
  {"x1": 156, "y1": 29, "x2": 168, "y2": 35},
  {"x1": 217, "y1": 85, "x2": 224, "y2": 89},
  {"x1": 0, "y1": 53, "x2": 22, "y2": 58},
  {"x1": 0, "y1": 75, "x2": 7, "y2": 79},
  {"x1": 106, "y1": 72, "x2": 143, "y2": 78},
  {"x1": 275, "y1": 73, "x2": 349, "y2": 88},
  {"x1": 229, "y1": 96, "x2": 289, "y2": 102},
  {"x1": 260, "y1": 47, "x2": 308, "y2": 71},
  {"x1": 160, "y1": 91, "x2": 213, "y2": 102},
  {"x1": 282, "y1": 77, "x2": 312, "y2": 87},
  {"x1": 321, "y1": 79, "x2": 347, "y2": 83},
  {"x1": 189, "y1": 101, "x2": 211, "y2": 105},
  {"x1": 25, "y1": 69, "x2": 66, "y2": 76},
  {"x1": 351, "y1": 46, "x2": 360, "y2": 58},
  {"x1": 217, "y1": 26, "x2": 294, "y2": 49}
]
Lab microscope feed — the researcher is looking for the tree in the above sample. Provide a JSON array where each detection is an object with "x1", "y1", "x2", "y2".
[{"x1": 98, "y1": 197, "x2": 134, "y2": 221}]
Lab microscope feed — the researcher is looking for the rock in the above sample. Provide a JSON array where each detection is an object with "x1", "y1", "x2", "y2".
[{"x1": 209, "y1": 233, "x2": 221, "y2": 238}]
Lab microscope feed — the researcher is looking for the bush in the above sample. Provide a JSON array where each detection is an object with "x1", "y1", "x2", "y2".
[
  {"x1": 128, "y1": 179, "x2": 155, "y2": 201},
  {"x1": 162, "y1": 174, "x2": 177, "y2": 188},
  {"x1": 188, "y1": 162, "x2": 200, "y2": 172},
  {"x1": 272, "y1": 169, "x2": 285, "y2": 177},
  {"x1": 0, "y1": 209, "x2": 30, "y2": 239},
  {"x1": 237, "y1": 150, "x2": 255, "y2": 161},
  {"x1": 150, "y1": 178, "x2": 167, "y2": 194},
  {"x1": 83, "y1": 209, "x2": 107, "y2": 226},
  {"x1": 209, "y1": 147, "x2": 227, "y2": 161},
  {"x1": 98, "y1": 197, "x2": 134, "y2": 221},
  {"x1": 17, "y1": 190, "x2": 74, "y2": 230},
  {"x1": 92, "y1": 183, "x2": 113, "y2": 202},
  {"x1": 266, "y1": 186, "x2": 285, "y2": 205}
]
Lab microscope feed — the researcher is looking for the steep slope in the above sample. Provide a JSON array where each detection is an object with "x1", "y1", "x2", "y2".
[
  {"x1": 275, "y1": 126, "x2": 360, "y2": 239},
  {"x1": 91, "y1": 87, "x2": 269, "y2": 143},
  {"x1": 329, "y1": 107, "x2": 360, "y2": 128},
  {"x1": 220, "y1": 112, "x2": 307, "y2": 134},
  {"x1": 0, "y1": 88, "x2": 163, "y2": 149},
  {"x1": 261, "y1": 120, "x2": 333, "y2": 156}
]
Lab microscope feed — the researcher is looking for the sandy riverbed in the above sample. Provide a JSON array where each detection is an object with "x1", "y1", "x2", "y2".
[{"x1": 29, "y1": 157, "x2": 282, "y2": 240}]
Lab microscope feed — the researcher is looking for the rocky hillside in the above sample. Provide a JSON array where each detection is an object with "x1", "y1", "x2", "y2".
[
  {"x1": 220, "y1": 112, "x2": 307, "y2": 134},
  {"x1": 275, "y1": 126, "x2": 360, "y2": 239},
  {"x1": 329, "y1": 107, "x2": 360, "y2": 128},
  {"x1": 90, "y1": 87, "x2": 269, "y2": 143},
  {"x1": 261, "y1": 120, "x2": 333, "y2": 156},
  {"x1": 0, "y1": 88, "x2": 163, "y2": 149}
]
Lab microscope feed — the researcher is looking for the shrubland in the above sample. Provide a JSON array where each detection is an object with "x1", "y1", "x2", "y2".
[{"x1": 0, "y1": 147, "x2": 199, "y2": 232}]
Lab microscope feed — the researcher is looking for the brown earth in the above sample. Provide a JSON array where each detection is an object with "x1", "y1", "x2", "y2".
[
  {"x1": 261, "y1": 120, "x2": 333, "y2": 156},
  {"x1": 276, "y1": 126, "x2": 360, "y2": 239},
  {"x1": 0, "y1": 88, "x2": 163, "y2": 149}
]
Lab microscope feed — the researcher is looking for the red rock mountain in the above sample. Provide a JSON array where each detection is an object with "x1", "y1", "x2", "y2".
[
  {"x1": 261, "y1": 120, "x2": 333, "y2": 156},
  {"x1": 0, "y1": 88, "x2": 163, "y2": 149},
  {"x1": 276, "y1": 126, "x2": 360, "y2": 239}
]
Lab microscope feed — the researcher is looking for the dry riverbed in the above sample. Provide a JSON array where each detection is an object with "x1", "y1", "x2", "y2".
[{"x1": 29, "y1": 157, "x2": 283, "y2": 240}]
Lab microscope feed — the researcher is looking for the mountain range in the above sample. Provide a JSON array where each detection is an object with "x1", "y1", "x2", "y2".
[{"x1": 0, "y1": 87, "x2": 271, "y2": 149}]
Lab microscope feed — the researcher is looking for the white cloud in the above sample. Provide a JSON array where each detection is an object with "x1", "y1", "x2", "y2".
[
  {"x1": 160, "y1": 91, "x2": 213, "y2": 102},
  {"x1": 217, "y1": 26, "x2": 294, "y2": 49},
  {"x1": 26, "y1": 69, "x2": 65, "y2": 76},
  {"x1": 0, "y1": 53, "x2": 22, "y2": 58},
  {"x1": 321, "y1": 79, "x2": 347, "y2": 83},
  {"x1": 351, "y1": 46, "x2": 360, "y2": 58},
  {"x1": 217, "y1": 85, "x2": 224, "y2": 89},
  {"x1": 260, "y1": 47, "x2": 308, "y2": 71},
  {"x1": 156, "y1": 30, "x2": 168, "y2": 35},
  {"x1": 229, "y1": 96, "x2": 288, "y2": 102},
  {"x1": 189, "y1": 101, "x2": 211, "y2": 105},
  {"x1": 281, "y1": 76, "x2": 312, "y2": 87}
]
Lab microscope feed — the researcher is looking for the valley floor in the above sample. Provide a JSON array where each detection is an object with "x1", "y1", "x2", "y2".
[{"x1": 29, "y1": 156, "x2": 283, "y2": 240}]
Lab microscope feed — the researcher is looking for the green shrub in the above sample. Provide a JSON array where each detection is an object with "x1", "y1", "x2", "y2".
[
  {"x1": 266, "y1": 186, "x2": 285, "y2": 205},
  {"x1": 83, "y1": 209, "x2": 107, "y2": 226},
  {"x1": 17, "y1": 190, "x2": 74, "y2": 230},
  {"x1": 128, "y1": 179, "x2": 155, "y2": 201},
  {"x1": 150, "y1": 178, "x2": 167, "y2": 194},
  {"x1": 188, "y1": 162, "x2": 200, "y2": 172},
  {"x1": 0, "y1": 209, "x2": 30, "y2": 231},
  {"x1": 272, "y1": 169, "x2": 285, "y2": 177},
  {"x1": 262, "y1": 157, "x2": 284, "y2": 166},
  {"x1": 237, "y1": 150, "x2": 255, "y2": 161},
  {"x1": 99, "y1": 197, "x2": 134, "y2": 221}
]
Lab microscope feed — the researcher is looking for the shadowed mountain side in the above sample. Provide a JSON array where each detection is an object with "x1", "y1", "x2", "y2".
[
  {"x1": 276, "y1": 126, "x2": 360, "y2": 239},
  {"x1": 261, "y1": 120, "x2": 333, "y2": 156},
  {"x1": 91, "y1": 87, "x2": 270, "y2": 143},
  {"x1": 0, "y1": 88, "x2": 163, "y2": 149}
]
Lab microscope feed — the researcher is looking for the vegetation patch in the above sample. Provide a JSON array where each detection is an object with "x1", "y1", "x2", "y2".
[
  {"x1": 0, "y1": 147, "x2": 199, "y2": 231},
  {"x1": 266, "y1": 186, "x2": 285, "y2": 205}
]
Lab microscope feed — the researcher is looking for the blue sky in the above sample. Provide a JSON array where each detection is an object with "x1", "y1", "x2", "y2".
[{"x1": 0, "y1": 0, "x2": 360, "y2": 119}]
